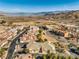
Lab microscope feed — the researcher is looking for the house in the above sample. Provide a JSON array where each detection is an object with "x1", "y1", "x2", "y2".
[
  {"x1": 41, "y1": 42, "x2": 56, "y2": 54},
  {"x1": 27, "y1": 41, "x2": 40, "y2": 53},
  {"x1": 27, "y1": 41, "x2": 56, "y2": 54}
]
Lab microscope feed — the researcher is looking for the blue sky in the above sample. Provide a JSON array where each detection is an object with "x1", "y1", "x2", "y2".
[{"x1": 0, "y1": 0, "x2": 79, "y2": 12}]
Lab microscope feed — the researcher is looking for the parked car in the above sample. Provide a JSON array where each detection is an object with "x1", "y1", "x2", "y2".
[{"x1": 70, "y1": 47, "x2": 79, "y2": 55}]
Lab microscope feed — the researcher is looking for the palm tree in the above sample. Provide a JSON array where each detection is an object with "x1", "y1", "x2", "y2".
[
  {"x1": 43, "y1": 54, "x2": 46, "y2": 59},
  {"x1": 68, "y1": 56, "x2": 72, "y2": 59},
  {"x1": 75, "y1": 57, "x2": 79, "y2": 59},
  {"x1": 54, "y1": 54, "x2": 58, "y2": 59},
  {"x1": 0, "y1": 48, "x2": 5, "y2": 59},
  {"x1": 61, "y1": 56, "x2": 65, "y2": 59},
  {"x1": 33, "y1": 54, "x2": 36, "y2": 59},
  {"x1": 47, "y1": 50, "x2": 52, "y2": 59},
  {"x1": 50, "y1": 53, "x2": 53, "y2": 59},
  {"x1": 56, "y1": 55, "x2": 59, "y2": 59},
  {"x1": 59, "y1": 56, "x2": 62, "y2": 59},
  {"x1": 66, "y1": 56, "x2": 69, "y2": 59}
]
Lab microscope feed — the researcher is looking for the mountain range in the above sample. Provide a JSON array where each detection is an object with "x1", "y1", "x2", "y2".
[{"x1": 0, "y1": 10, "x2": 76, "y2": 16}]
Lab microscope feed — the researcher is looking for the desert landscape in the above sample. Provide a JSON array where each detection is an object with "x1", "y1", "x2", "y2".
[{"x1": 0, "y1": 10, "x2": 79, "y2": 59}]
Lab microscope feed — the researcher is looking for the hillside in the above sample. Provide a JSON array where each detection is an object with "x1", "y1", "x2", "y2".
[{"x1": 0, "y1": 10, "x2": 79, "y2": 25}]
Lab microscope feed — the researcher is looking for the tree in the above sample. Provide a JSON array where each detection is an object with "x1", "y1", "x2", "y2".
[
  {"x1": 17, "y1": 29, "x2": 21, "y2": 34},
  {"x1": 36, "y1": 32, "x2": 43, "y2": 42},
  {"x1": 36, "y1": 29, "x2": 47, "y2": 42},
  {"x1": 66, "y1": 56, "x2": 69, "y2": 59},
  {"x1": 75, "y1": 57, "x2": 79, "y2": 59},
  {"x1": 54, "y1": 54, "x2": 58, "y2": 59},
  {"x1": 38, "y1": 30, "x2": 43, "y2": 34},
  {"x1": 8, "y1": 21, "x2": 13, "y2": 26},
  {"x1": 59, "y1": 56, "x2": 62, "y2": 59},
  {"x1": 74, "y1": 15, "x2": 78, "y2": 19},
  {"x1": 68, "y1": 56, "x2": 72, "y2": 59},
  {"x1": 57, "y1": 55, "x2": 60, "y2": 59},
  {"x1": 61, "y1": 56, "x2": 65, "y2": 59},
  {"x1": 0, "y1": 20, "x2": 6, "y2": 25},
  {"x1": 50, "y1": 53, "x2": 53, "y2": 59},
  {"x1": 44, "y1": 39, "x2": 47, "y2": 42},
  {"x1": 33, "y1": 54, "x2": 36, "y2": 59},
  {"x1": 0, "y1": 48, "x2": 5, "y2": 59},
  {"x1": 47, "y1": 50, "x2": 51, "y2": 59},
  {"x1": 43, "y1": 54, "x2": 46, "y2": 59}
]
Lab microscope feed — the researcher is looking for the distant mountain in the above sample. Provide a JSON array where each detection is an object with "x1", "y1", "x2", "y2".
[
  {"x1": 0, "y1": 10, "x2": 79, "y2": 25},
  {"x1": 0, "y1": 10, "x2": 79, "y2": 16},
  {"x1": 0, "y1": 10, "x2": 74, "y2": 16}
]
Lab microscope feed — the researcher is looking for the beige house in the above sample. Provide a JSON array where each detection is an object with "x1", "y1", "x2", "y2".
[
  {"x1": 41, "y1": 42, "x2": 56, "y2": 54},
  {"x1": 27, "y1": 41, "x2": 40, "y2": 53},
  {"x1": 27, "y1": 41, "x2": 56, "y2": 54}
]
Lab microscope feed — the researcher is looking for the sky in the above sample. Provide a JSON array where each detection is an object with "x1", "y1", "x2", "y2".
[{"x1": 0, "y1": 0, "x2": 79, "y2": 12}]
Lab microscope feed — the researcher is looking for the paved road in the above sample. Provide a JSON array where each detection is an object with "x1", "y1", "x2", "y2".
[{"x1": 6, "y1": 28, "x2": 28, "y2": 59}]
